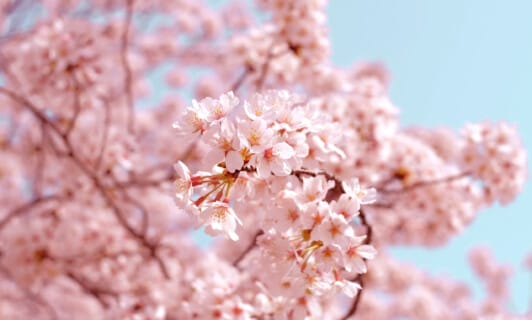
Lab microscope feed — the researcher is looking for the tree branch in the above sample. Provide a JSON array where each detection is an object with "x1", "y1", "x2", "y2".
[
  {"x1": 64, "y1": 271, "x2": 114, "y2": 309},
  {"x1": 0, "y1": 262, "x2": 58, "y2": 319},
  {"x1": 0, "y1": 195, "x2": 59, "y2": 233},
  {"x1": 230, "y1": 65, "x2": 251, "y2": 92},
  {"x1": 340, "y1": 275, "x2": 364, "y2": 320},
  {"x1": 340, "y1": 208, "x2": 372, "y2": 320},
  {"x1": 232, "y1": 230, "x2": 263, "y2": 268},
  {"x1": 121, "y1": 0, "x2": 135, "y2": 133},
  {"x1": 379, "y1": 171, "x2": 471, "y2": 194},
  {"x1": 0, "y1": 86, "x2": 170, "y2": 279}
]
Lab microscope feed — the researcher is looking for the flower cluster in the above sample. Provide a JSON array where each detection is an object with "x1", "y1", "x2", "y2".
[
  {"x1": 230, "y1": 0, "x2": 330, "y2": 86},
  {"x1": 462, "y1": 122, "x2": 527, "y2": 205},
  {"x1": 172, "y1": 90, "x2": 380, "y2": 317},
  {"x1": 173, "y1": 90, "x2": 345, "y2": 240},
  {"x1": 0, "y1": 1, "x2": 528, "y2": 319},
  {"x1": 1, "y1": 18, "x2": 118, "y2": 113},
  {"x1": 352, "y1": 249, "x2": 525, "y2": 320},
  {"x1": 250, "y1": 176, "x2": 377, "y2": 317}
]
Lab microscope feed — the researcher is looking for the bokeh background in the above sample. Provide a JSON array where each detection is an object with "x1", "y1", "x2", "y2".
[{"x1": 326, "y1": 0, "x2": 531, "y2": 312}]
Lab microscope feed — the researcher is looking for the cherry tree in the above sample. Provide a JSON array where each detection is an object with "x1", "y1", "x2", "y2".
[{"x1": 0, "y1": 0, "x2": 529, "y2": 319}]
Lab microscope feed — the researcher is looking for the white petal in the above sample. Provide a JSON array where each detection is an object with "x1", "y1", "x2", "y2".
[
  {"x1": 174, "y1": 161, "x2": 190, "y2": 180},
  {"x1": 356, "y1": 245, "x2": 377, "y2": 259},
  {"x1": 273, "y1": 142, "x2": 295, "y2": 160},
  {"x1": 339, "y1": 280, "x2": 361, "y2": 298},
  {"x1": 360, "y1": 188, "x2": 377, "y2": 204},
  {"x1": 256, "y1": 159, "x2": 271, "y2": 178},
  {"x1": 226, "y1": 150, "x2": 244, "y2": 172},
  {"x1": 227, "y1": 230, "x2": 239, "y2": 241}
]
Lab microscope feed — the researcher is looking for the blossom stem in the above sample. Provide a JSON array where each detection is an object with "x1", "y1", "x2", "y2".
[
  {"x1": 0, "y1": 86, "x2": 170, "y2": 279},
  {"x1": 0, "y1": 195, "x2": 61, "y2": 233},
  {"x1": 340, "y1": 275, "x2": 364, "y2": 320},
  {"x1": 232, "y1": 230, "x2": 263, "y2": 268},
  {"x1": 379, "y1": 171, "x2": 471, "y2": 194},
  {"x1": 121, "y1": 0, "x2": 135, "y2": 133},
  {"x1": 231, "y1": 65, "x2": 251, "y2": 92}
]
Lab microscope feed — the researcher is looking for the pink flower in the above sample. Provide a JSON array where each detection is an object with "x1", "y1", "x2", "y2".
[
  {"x1": 343, "y1": 243, "x2": 377, "y2": 274},
  {"x1": 313, "y1": 244, "x2": 344, "y2": 272},
  {"x1": 288, "y1": 175, "x2": 334, "y2": 207},
  {"x1": 203, "y1": 119, "x2": 244, "y2": 172},
  {"x1": 203, "y1": 91, "x2": 239, "y2": 122},
  {"x1": 332, "y1": 194, "x2": 360, "y2": 221},
  {"x1": 311, "y1": 212, "x2": 354, "y2": 249},
  {"x1": 333, "y1": 279, "x2": 361, "y2": 298},
  {"x1": 172, "y1": 100, "x2": 209, "y2": 139},
  {"x1": 174, "y1": 161, "x2": 193, "y2": 206},
  {"x1": 266, "y1": 196, "x2": 301, "y2": 232},
  {"x1": 238, "y1": 118, "x2": 273, "y2": 153},
  {"x1": 200, "y1": 201, "x2": 242, "y2": 241},
  {"x1": 342, "y1": 178, "x2": 377, "y2": 204},
  {"x1": 462, "y1": 122, "x2": 527, "y2": 205},
  {"x1": 243, "y1": 98, "x2": 273, "y2": 120},
  {"x1": 253, "y1": 142, "x2": 296, "y2": 178}
]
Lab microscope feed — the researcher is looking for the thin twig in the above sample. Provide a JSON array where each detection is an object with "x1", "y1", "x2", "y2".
[
  {"x1": 64, "y1": 271, "x2": 116, "y2": 308},
  {"x1": 0, "y1": 195, "x2": 59, "y2": 233},
  {"x1": 0, "y1": 86, "x2": 170, "y2": 279},
  {"x1": 358, "y1": 208, "x2": 372, "y2": 245},
  {"x1": 340, "y1": 209, "x2": 372, "y2": 320},
  {"x1": 255, "y1": 47, "x2": 290, "y2": 90},
  {"x1": 121, "y1": 0, "x2": 135, "y2": 133},
  {"x1": 379, "y1": 171, "x2": 471, "y2": 194},
  {"x1": 95, "y1": 102, "x2": 112, "y2": 170},
  {"x1": 114, "y1": 173, "x2": 175, "y2": 189},
  {"x1": 32, "y1": 121, "x2": 47, "y2": 196},
  {"x1": 292, "y1": 169, "x2": 335, "y2": 181},
  {"x1": 230, "y1": 66, "x2": 251, "y2": 92},
  {"x1": 63, "y1": 82, "x2": 82, "y2": 137},
  {"x1": 232, "y1": 230, "x2": 263, "y2": 268},
  {"x1": 0, "y1": 262, "x2": 58, "y2": 319},
  {"x1": 340, "y1": 276, "x2": 364, "y2": 320},
  {"x1": 121, "y1": 190, "x2": 150, "y2": 237}
]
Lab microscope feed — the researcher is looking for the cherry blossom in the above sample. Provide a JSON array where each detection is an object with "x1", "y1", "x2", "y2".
[{"x1": 0, "y1": 1, "x2": 528, "y2": 319}]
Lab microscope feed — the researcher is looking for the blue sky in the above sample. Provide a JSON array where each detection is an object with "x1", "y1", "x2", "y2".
[{"x1": 326, "y1": 0, "x2": 531, "y2": 312}]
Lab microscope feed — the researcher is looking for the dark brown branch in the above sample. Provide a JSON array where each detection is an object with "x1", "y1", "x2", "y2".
[
  {"x1": 292, "y1": 169, "x2": 336, "y2": 182},
  {"x1": 358, "y1": 208, "x2": 372, "y2": 246}
]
